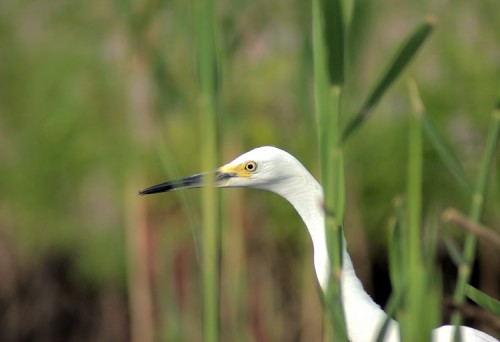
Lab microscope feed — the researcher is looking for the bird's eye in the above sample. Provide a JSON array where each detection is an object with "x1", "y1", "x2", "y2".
[{"x1": 244, "y1": 161, "x2": 257, "y2": 172}]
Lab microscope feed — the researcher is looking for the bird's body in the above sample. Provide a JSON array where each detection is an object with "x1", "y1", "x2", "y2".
[{"x1": 140, "y1": 146, "x2": 497, "y2": 342}]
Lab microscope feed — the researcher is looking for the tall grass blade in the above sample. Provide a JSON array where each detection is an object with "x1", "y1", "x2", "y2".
[
  {"x1": 193, "y1": 0, "x2": 221, "y2": 340},
  {"x1": 382, "y1": 198, "x2": 405, "y2": 342},
  {"x1": 321, "y1": 0, "x2": 344, "y2": 85},
  {"x1": 342, "y1": 18, "x2": 435, "y2": 143},
  {"x1": 312, "y1": 0, "x2": 348, "y2": 340},
  {"x1": 422, "y1": 114, "x2": 473, "y2": 191},
  {"x1": 313, "y1": 0, "x2": 332, "y2": 166},
  {"x1": 341, "y1": 0, "x2": 355, "y2": 27},
  {"x1": 465, "y1": 285, "x2": 500, "y2": 316},
  {"x1": 396, "y1": 80, "x2": 440, "y2": 342},
  {"x1": 443, "y1": 236, "x2": 466, "y2": 269},
  {"x1": 407, "y1": 80, "x2": 424, "y2": 275},
  {"x1": 451, "y1": 102, "x2": 500, "y2": 329},
  {"x1": 388, "y1": 197, "x2": 405, "y2": 290},
  {"x1": 402, "y1": 80, "x2": 426, "y2": 341}
]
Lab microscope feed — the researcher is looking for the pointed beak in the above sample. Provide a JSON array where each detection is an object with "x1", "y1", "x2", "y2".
[{"x1": 138, "y1": 170, "x2": 237, "y2": 196}]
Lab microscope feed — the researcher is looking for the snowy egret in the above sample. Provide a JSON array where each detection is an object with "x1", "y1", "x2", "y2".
[{"x1": 139, "y1": 146, "x2": 496, "y2": 341}]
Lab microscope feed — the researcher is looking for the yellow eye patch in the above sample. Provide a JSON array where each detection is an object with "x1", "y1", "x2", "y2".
[{"x1": 219, "y1": 162, "x2": 256, "y2": 178}]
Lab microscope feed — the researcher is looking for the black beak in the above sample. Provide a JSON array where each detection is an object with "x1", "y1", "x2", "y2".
[{"x1": 138, "y1": 171, "x2": 236, "y2": 196}]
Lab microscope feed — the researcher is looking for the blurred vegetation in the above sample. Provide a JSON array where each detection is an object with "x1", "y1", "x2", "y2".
[{"x1": 0, "y1": 0, "x2": 498, "y2": 341}]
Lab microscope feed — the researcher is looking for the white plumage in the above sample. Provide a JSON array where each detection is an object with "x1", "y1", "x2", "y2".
[{"x1": 140, "y1": 146, "x2": 497, "y2": 341}]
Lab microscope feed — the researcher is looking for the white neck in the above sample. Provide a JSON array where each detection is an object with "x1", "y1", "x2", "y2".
[
  {"x1": 254, "y1": 149, "x2": 494, "y2": 341},
  {"x1": 269, "y1": 170, "x2": 399, "y2": 342}
]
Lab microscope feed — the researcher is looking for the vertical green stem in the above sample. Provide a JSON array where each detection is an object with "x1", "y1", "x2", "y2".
[
  {"x1": 404, "y1": 80, "x2": 425, "y2": 341},
  {"x1": 194, "y1": 0, "x2": 220, "y2": 340},
  {"x1": 400, "y1": 80, "x2": 442, "y2": 342},
  {"x1": 451, "y1": 105, "x2": 500, "y2": 330},
  {"x1": 312, "y1": 0, "x2": 347, "y2": 340},
  {"x1": 201, "y1": 106, "x2": 219, "y2": 342},
  {"x1": 324, "y1": 86, "x2": 347, "y2": 342},
  {"x1": 407, "y1": 81, "x2": 423, "y2": 277}
]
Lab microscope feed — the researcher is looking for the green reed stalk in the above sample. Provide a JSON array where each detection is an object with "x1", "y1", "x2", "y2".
[
  {"x1": 313, "y1": 6, "x2": 437, "y2": 342},
  {"x1": 451, "y1": 102, "x2": 500, "y2": 333},
  {"x1": 421, "y1": 114, "x2": 472, "y2": 191},
  {"x1": 465, "y1": 285, "x2": 500, "y2": 316},
  {"x1": 312, "y1": 0, "x2": 348, "y2": 340},
  {"x1": 342, "y1": 18, "x2": 434, "y2": 143},
  {"x1": 406, "y1": 81, "x2": 423, "y2": 290},
  {"x1": 378, "y1": 198, "x2": 405, "y2": 342},
  {"x1": 401, "y1": 80, "x2": 433, "y2": 342},
  {"x1": 193, "y1": 0, "x2": 221, "y2": 340}
]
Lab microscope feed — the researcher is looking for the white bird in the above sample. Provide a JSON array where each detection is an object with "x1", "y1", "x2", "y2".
[{"x1": 139, "y1": 146, "x2": 497, "y2": 342}]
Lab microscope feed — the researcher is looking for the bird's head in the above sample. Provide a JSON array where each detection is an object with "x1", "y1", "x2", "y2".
[{"x1": 139, "y1": 146, "x2": 304, "y2": 195}]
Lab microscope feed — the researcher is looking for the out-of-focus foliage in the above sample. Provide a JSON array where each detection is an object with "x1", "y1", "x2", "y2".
[
  {"x1": 0, "y1": 0, "x2": 129, "y2": 280},
  {"x1": 0, "y1": 0, "x2": 498, "y2": 340}
]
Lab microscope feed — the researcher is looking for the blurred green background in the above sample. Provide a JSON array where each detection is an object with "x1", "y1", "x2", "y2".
[{"x1": 0, "y1": 0, "x2": 498, "y2": 341}]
